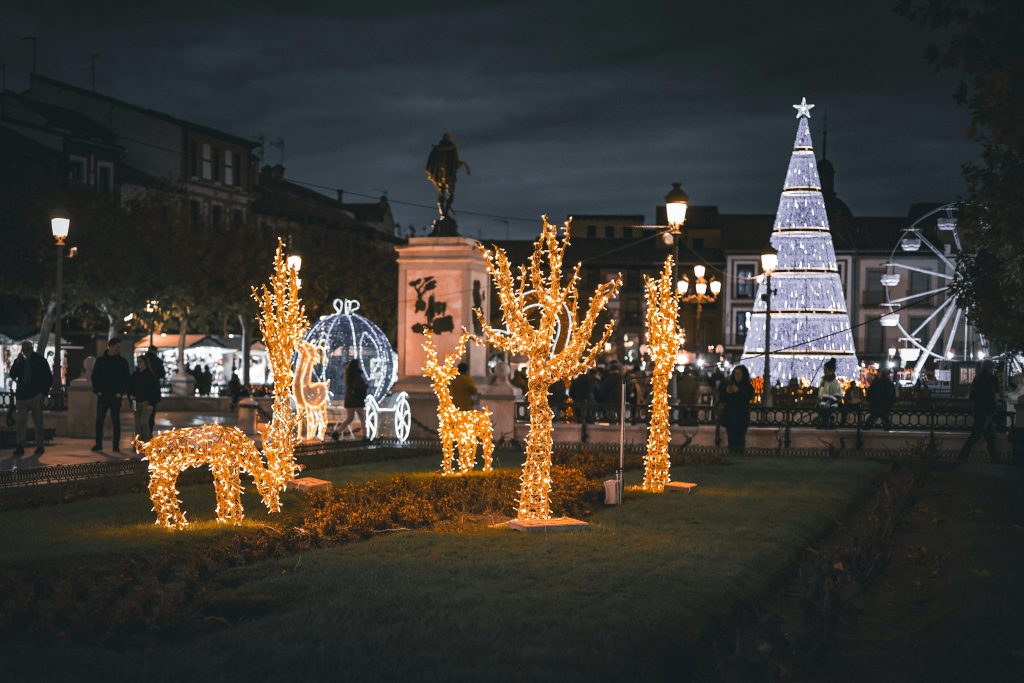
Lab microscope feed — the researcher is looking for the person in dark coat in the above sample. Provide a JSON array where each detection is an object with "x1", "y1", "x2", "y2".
[
  {"x1": 864, "y1": 368, "x2": 896, "y2": 430},
  {"x1": 569, "y1": 370, "x2": 597, "y2": 424},
  {"x1": 720, "y1": 365, "x2": 754, "y2": 454},
  {"x1": 128, "y1": 356, "x2": 161, "y2": 443},
  {"x1": 337, "y1": 360, "x2": 369, "y2": 439},
  {"x1": 91, "y1": 337, "x2": 131, "y2": 452},
  {"x1": 958, "y1": 359, "x2": 1000, "y2": 462},
  {"x1": 143, "y1": 346, "x2": 165, "y2": 434},
  {"x1": 10, "y1": 340, "x2": 53, "y2": 456},
  {"x1": 227, "y1": 372, "x2": 242, "y2": 409}
]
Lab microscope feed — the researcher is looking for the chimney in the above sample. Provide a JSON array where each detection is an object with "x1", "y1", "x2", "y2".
[{"x1": 336, "y1": 189, "x2": 344, "y2": 204}]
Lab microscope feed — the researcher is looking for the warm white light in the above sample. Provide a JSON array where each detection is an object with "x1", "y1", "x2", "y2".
[
  {"x1": 888, "y1": 347, "x2": 896, "y2": 357},
  {"x1": 664, "y1": 182, "x2": 689, "y2": 228},
  {"x1": 709, "y1": 279, "x2": 722, "y2": 296},
  {"x1": 693, "y1": 264, "x2": 706, "y2": 279},
  {"x1": 677, "y1": 278, "x2": 689, "y2": 294},
  {"x1": 977, "y1": 350, "x2": 986, "y2": 360},
  {"x1": 287, "y1": 254, "x2": 303, "y2": 272},
  {"x1": 946, "y1": 350, "x2": 955, "y2": 359},
  {"x1": 661, "y1": 231, "x2": 674, "y2": 247},
  {"x1": 50, "y1": 208, "x2": 70, "y2": 244},
  {"x1": 696, "y1": 281, "x2": 708, "y2": 296},
  {"x1": 761, "y1": 246, "x2": 778, "y2": 274}
]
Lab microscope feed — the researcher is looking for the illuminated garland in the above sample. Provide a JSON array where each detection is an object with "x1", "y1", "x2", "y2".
[
  {"x1": 421, "y1": 330, "x2": 494, "y2": 475},
  {"x1": 643, "y1": 257, "x2": 682, "y2": 492},
  {"x1": 474, "y1": 217, "x2": 621, "y2": 520},
  {"x1": 137, "y1": 240, "x2": 305, "y2": 528},
  {"x1": 294, "y1": 339, "x2": 329, "y2": 440}
]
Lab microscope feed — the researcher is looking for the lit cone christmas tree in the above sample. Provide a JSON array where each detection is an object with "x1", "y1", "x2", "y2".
[{"x1": 742, "y1": 98, "x2": 859, "y2": 382}]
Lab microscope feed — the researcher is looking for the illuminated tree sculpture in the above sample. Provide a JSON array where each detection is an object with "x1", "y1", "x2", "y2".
[
  {"x1": 136, "y1": 240, "x2": 305, "y2": 529},
  {"x1": 422, "y1": 329, "x2": 494, "y2": 475},
  {"x1": 474, "y1": 217, "x2": 621, "y2": 520},
  {"x1": 643, "y1": 256, "x2": 683, "y2": 492}
]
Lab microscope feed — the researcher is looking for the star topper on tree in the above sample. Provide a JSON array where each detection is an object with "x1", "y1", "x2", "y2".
[
  {"x1": 473, "y1": 216, "x2": 621, "y2": 521},
  {"x1": 793, "y1": 96, "x2": 815, "y2": 119}
]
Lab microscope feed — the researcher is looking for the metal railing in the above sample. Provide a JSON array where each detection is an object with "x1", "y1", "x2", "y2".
[
  {"x1": 0, "y1": 390, "x2": 68, "y2": 411},
  {"x1": 515, "y1": 400, "x2": 1015, "y2": 433}
]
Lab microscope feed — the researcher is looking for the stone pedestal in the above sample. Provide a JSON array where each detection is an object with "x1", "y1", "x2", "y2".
[
  {"x1": 508, "y1": 517, "x2": 591, "y2": 533},
  {"x1": 665, "y1": 481, "x2": 698, "y2": 493},
  {"x1": 170, "y1": 371, "x2": 196, "y2": 397},
  {"x1": 479, "y1": 382, "x2": 517, "y2": 443},
  {"x1": 67, "y1": 378, "x2": 97, "y2": 438},
  {"x1": 394, "y1": 236, "x2": 498, "y2": 439},
  {"x1": 286, "y1": 477, "x2": 332, "y2": 493}
]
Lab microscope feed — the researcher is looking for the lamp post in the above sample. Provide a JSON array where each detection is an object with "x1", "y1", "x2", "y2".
[
  {"x1": 287, "y1": 254, "x2": 303, "y2": 289},
  {"x1": 50, "y1": 208, "x2": 70, "y2": 395},
  {"x1": 760, "y1": 243, "x2": 778, "y2": 407},
  {"x1": 663, "y1": 183, "x2": 689, "y2": 405},
  {"x1": 678, "y1": 264, "x2": 722, "y2": 363}
]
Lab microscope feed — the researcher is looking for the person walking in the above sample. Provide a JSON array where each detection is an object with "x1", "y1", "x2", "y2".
[
  {"x1": 864, "y1": 368, "x2": 896, "y2": 430},
  {"x1": 129, "y1": 355, "x2": 161, "y2": 445},
  {"x1": 227, "y1": 372, "x2": 242, "y2": 410},
  {"x1": 91, "y1": 337, "x2": 130, "y2": 453},
  {"x1": 958, "y1": 359, "x2": 1000, "y2": 462},
  {"x1": 10, "y1": 341, "x2": 53, "y2": 457},
  {"x1": 143, "y1": 346, "x2": 165, "y2": 434},
  {"x1": 336, "y1": 360, "x2": 369, "y2": 439},
  {"x1": 569, "y1": 369, "x2": 597, "y2": 424},
  {"x1": 449, "y1": 362, "x2": 479, "y2": 411},
  {"x1": 721, "y1": 365, "x2": 754, "y2": 454}
]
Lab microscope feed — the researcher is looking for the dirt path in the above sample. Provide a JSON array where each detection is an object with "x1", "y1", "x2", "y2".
[{"x1": 818, "y1": 463, "x2": 1024, "y2": 682}]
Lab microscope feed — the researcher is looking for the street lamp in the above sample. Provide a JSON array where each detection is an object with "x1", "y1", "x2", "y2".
[
  {"x1": 50, "y1": 207, "x2": 70, "y2": 394},
  {"x1": 287, "y1": 254, "x2": 302, "y2": 288},
  {"x1": 678, "y1": 264, "x2": 721, "y2": 362},
  {"x1": 760, "y1": 243, "x2": 778, "y2": 407},
  {"x1": 665, "y1": 182, "x2": 689, "y2": 230}
]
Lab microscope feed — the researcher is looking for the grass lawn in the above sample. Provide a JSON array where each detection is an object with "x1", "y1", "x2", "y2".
[{"x1": 1, "y1": 456, "x2": 884, "y2": 682}]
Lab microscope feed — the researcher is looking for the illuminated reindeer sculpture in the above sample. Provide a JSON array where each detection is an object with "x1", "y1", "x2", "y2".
[
  {"x1": 293, "y1": 339, "x2": 329, "y2": 441},
  {"x1": 422, "y1": 329, "x2": 494, "y2": 475},
  {"x1": 136, "y1": 241, "x2": 305, "y2": 529}
]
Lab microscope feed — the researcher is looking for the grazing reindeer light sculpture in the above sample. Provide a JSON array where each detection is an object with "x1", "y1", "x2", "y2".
[
  {"x1": 136, "y1": 240, "x2": 306, "y2": 529},
  {"x1": 422, "y1": 329, "x2": 494, "y2": 475},
  {"x1": 293, "y1": 339, "x2": 329, "y2": 441}
]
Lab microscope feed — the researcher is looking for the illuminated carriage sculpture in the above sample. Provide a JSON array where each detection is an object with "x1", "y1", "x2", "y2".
[{"x1": 302, "y1": 298, "x2": 411, "y2": 442}]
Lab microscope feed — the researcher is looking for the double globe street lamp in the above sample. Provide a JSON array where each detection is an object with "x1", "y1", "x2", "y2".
[
  {"x1": 677, "y1": 264, "x2": 722, "y2": 363},
  {"x1": 759, "y1": 243, "x2": 779, "y2": 407}
]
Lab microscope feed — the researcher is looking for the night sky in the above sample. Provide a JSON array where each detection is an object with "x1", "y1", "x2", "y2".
[{"x1": 2, "y1": 0, "x2": 975, "y2": 238}]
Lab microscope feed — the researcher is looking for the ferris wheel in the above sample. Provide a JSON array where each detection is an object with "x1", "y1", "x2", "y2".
[{"x1": 880, "y1": 203, "x2": 984, "y2": 381}]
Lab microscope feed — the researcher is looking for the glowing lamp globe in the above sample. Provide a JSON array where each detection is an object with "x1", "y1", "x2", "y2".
[
  {"x1": 709, "y1": 279, "x2": 722, "y2": 296},
  {"x1": 302, "y1": 299, "x2": 395, "y2": 404},
  {"x1": 677, "y1": 278, "x2": 689, "y2": 294},
  {"x1": 693, "y1": 264, "x2": 706, "y2": 279},
  {"x1": 760, "y1": 244, "x2": 778, "y2": 274},
  {"x1": 696, "y1": 281, "x2": 708, "y2": 296},
  {"x1": 50, "y1": 207, "x2": 70, "y2": 244},
  {"x1": 664, "y1": 182, "x2": 689, "y2": 228}
]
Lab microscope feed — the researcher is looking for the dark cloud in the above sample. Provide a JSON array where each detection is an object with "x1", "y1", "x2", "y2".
[{"x1": 0, "y1": 0, "x2": 975, "y2": 237}]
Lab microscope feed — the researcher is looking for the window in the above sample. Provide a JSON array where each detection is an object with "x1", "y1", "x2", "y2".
[
  {"x1": 97, "y1": 162, "x2": 113, "y2": 192},
  {"x1": 623, "y1": 227, "x2": 633, "y2": 239},
  {"x1": 865, "y1": 268, "x2": 885, "y2": 306},
  {"x1": 224, "y1": 151, "x2": 235, "y2": 186},
  {"x1": 201, "y1": 143, "x2": 212, "y2": 179},
  {"x1": 587, "y1": 225, "x2": 597, "y2": 238},
  {"x1": 625, "y1": 298, "x2": 640, "y2": 326},
  {"x1": 692, "y1": 237, "x2": 704, "y2": 251},
  {"x1": 190, "y1": 200, "x2": 202, "y2": 227},
  {"x1": 910, "y1": 270, "x2": 930, "y2": 296},
  {"x1": 211, "y1": 205, "x2": 222, "y2": 231},
  {"x1": 866, "y1": 321, "x2": 885, "y2": 353},
  {"x1": 212, "y1": 148, "x2": 221, "y2": 182},
  {"x1": 604, "y1": 226, "x2": 615, "y2": 238},
  {"x1": 190, "y1": 142, "x2": 198, "y2": 177},
  {"x1": 735, "y1": 263, "x2": 755, "y2": 299},
  {"x1": 232, "y1": 209, "x2": 243, "y2": 230},
  {"x1": 735, "y1": 311, "x2": 749, "y2": 345},
  {"x1": 69, "y1": 156, "x2": 87, "y2": 184},
  {"x1": 908, "y1": 315, "x2": 928, "y2": 344}
]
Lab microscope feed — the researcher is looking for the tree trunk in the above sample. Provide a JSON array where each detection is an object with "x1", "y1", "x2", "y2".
[
  {"x1": 176, "y1": 316, "x2": 189, "y2": 372},
  {"x1": 643, "y1": 363, "x2": 672, "y2": 492},
  {"x1": 520, "y1": 379, "x2": 555, "y2": 520},
  {"x1": 238, "y1": 313, "x2": 251, "y2": 386},
  {"x1": 36, "y1": 298, "x2": 56, "y2": 352}
]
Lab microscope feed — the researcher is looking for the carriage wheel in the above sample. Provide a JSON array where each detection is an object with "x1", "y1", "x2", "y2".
[
  {"x1": 393, "y1": 392, "x2": 411, "y2": 443},
  {"x1": 364, "y1": 395, "x2": 379, "y2": 441}
]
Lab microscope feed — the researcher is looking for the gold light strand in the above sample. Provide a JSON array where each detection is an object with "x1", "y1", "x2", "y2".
[
  {"x1": 474, "y1": 217, "x2": 621, "y2": 520},
  {"x1": 643, "y1": 257, "x2": 683, "y2": 492},
  {"x1": 137, "y1": 239, "x2": 305, "y2": 528},
  {"x1": 422, "y1": 330, "x2": 494, "y2": 475}
]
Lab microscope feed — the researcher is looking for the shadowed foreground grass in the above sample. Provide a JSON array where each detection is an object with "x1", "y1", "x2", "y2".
[{"x1": 2, "y1": 456, "x2": 883, "y2": 682}]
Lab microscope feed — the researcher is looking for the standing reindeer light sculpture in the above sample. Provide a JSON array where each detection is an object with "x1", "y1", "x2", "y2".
[
  {"x1": 293, "y1": 338, "x2": 329, "y2": 441},
  {"x1": 135, "y1": 240, "x2": 306, "y2": 529},
  {"x1": 422, "y1": 329, "x2": 494, "y2": 475}
]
